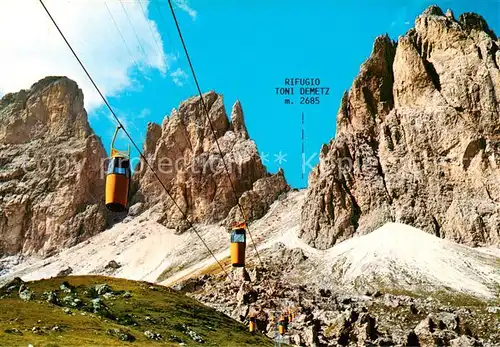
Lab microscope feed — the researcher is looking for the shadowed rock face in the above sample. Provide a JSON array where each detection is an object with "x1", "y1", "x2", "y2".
[
  {"x1": 0, "y1": 77, "x2": 106, "y2": 257},
  {"x1": 301, "y1": 6, "x2": 500, "y2": 249},
  {"x1": 132, "y1": 92, "x2": 289, "y2": 231}
]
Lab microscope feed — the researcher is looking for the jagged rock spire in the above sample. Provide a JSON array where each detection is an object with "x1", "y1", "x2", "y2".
[
  {"x1": 133, "y1": 92, "x2": 288, "y2": 231},
  {"x1": 231, "y1": 100, "x2": 249, "y2": 139}
]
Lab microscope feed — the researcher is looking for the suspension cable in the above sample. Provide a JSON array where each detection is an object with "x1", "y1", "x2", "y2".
[
  {"x1": 119, "y1": 0, "x2": 155, "y2": 69},
  {"x1": 104, "y1": 2, "x2": 141, "y2": 69},
  {"x1": 165, "y1": 0, "x2": 264, "y2": 267},
  {"x1": 152, "y1": 1, "x2": 198, "y2": 96},
  {"x1": 38, "y1": 0, "x2": 228, "y2": 277},
  {"x1": 106, "y1": 1, "x2": 195, "y2": 152},
  {"x1": 137, "y1": 0, "x2": 165, "y2": 65}
]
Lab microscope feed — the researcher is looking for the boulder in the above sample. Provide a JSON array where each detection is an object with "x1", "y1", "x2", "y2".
[
  {"x1": 144, "y1": 330, "x2": 163, "y2": 341},
  {"x1": 104, "y1": 260, "x2": 121, "y2": 270},
  {"x1": 236, "y1": 283, "x2": 258, "y2": 306},
  {"x1": 57, "y1": 267, "x2": 73, "y2": 277},
  {"x1": 450, "y1": 335, "x2": 480, "y2": 347},
  {"x1": 18, "y1": 285, "x2": 33, "y2": 301},
  {"x1": 304, "y1": 324, "x2": 319, "y2": 346},
  {"x1": 107, "y1": 328, "x2": 135, "y2": 342},
  {"x1": 95, "y1": 283, "x2": 112, "y2": 295}
]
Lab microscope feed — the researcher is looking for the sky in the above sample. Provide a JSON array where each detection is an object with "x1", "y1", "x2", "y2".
[{"x1": 0, "y1": 0, "x2": 499, "y2": 188}]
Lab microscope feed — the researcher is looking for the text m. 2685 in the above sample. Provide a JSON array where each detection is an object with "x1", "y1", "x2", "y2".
[{"x1": 300, "y1": 96, "x2": 320, "y2": 105}]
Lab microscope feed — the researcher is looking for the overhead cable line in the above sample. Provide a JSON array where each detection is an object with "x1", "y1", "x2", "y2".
[
  {"x1": 38, "y1": 0, "x2": 228, "y2": 277},
  {"x1": 105, "y1": 0, "x2": 193, "y2": 150},
  {"x1": 152, "y1": 1, "x2": 174, "y2": 49},
  {"x1": 119, "y1": 0, "x2": 155, "y2": 69},
  {"x1": 165, "y1": 0, "x2": 264, "y2": 267},
  {"x1": 104, "y1": 1, "x2": 141, "y2": 70},
  {"x1": 150, "y1": 1, "x2": 199, "y2": 153},
  {"x1": 153, "y1": 1, "x2": 198, "y2": 93},
  {"x1": 137, "y1": 0, "x2": 166, "y2": 68}
]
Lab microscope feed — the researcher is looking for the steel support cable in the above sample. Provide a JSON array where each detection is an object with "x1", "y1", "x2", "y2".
[
  {"x1": 127, "y1": 1, "x2": 196, "y2": 167},
  {"x1": 165, "y1": 0, "x2": 264, "y2": 267},
  {"x1": 137, "y1": 0, "x2": 165, "y2": 65},
  {"x1": 104, "y1": 1, "x2": 162, "y2": 141},
  {"x1": 119, "y1": 0, "x2": 155, "y2": 69},
  {"x1": 104, "y1": 1, "x2": 141, "y2": 70},
  {"x1": 109, "y1": 0, "x2": 195, "y2": 153},
  {"x1": 107, "y1": 2, "x2": 200, "y2": 237},
  {"x1": 38, "y1": 0, "x2": 228, "y2": 277},
  {"x1": 153, "y1": 1, "x2": 198, "y2": 98},
  {"x1": 108, "y1": 0, "x2": 194, "y2": 152}
]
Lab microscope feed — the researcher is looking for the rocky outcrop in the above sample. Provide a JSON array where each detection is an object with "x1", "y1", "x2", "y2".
[
  {"x1": 0, "y1": 77, "x2": 106, "y2": 257},
  {"x1": 132, "y1": 92, "x2": 288, "y2": 230},
  {"x1": 225, "y1": 168, "x2": 289, "y2": 223},
  {"x1": 301, "y1": 6, "x2": 500, "y2": 249},
  {"x1": 187, "y1": 263, "x2": 498, "y2": 347}
]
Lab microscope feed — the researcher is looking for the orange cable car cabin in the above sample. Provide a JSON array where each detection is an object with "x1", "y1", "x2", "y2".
[
  {"x1": 105, "y1": 127, "x2": 131, "y2": 212},
  {"x1": 230, "y1": 222, "x2": 246, "y2": 267},
  {"x1": 249, "y1": 317, "x2": 256, "y2": 333},
  {"x1": 278, "y1": 317, "x2": 286, "y2": 335}
]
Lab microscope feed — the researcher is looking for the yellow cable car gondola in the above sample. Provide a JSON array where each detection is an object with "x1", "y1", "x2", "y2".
[
  {"x1": 230, "y1": 221, "x2": 246, "y2": 267},
  {"x1": 105, "y1": 126, "x2": 131, "y2": 212},
  {"x1": 249, "y1": 317, "x2": 256, "y2": 334},
  {"x1": 278, "y1": 315, "x2": 287, "y2": 335}
]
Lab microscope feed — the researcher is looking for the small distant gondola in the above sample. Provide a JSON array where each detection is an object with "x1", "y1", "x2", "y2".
[{"x1": 230, "y1": 221, "x2": 247, "y2": 267}]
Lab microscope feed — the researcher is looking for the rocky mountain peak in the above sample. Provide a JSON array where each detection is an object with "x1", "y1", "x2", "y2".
[
  {"x1": 132, "y1": 91, "x2": 288, "y2": 231},
  {"x1": 336, "y1": 34, "x2": 396, "y2": 137},
  {"x1": 459, "y1": 12, "x2": 497, "y2": 40},
  {"x1": 422, "y1": 5, "x2": 444, "y2": 17},
  {"x1": 0, "y1": 76, "x2": 91, "y2": 145},
  {"x1": 301, "y1": 6, "x2": 500, "y2": 249},
  {"x1": 0, "y1": 77, "x2": 106, "y2": 257},
  {"x1": 0, "y1": 78, "x2": 288, "y2": 256},
  {"x1": 230, "y1": 100, "x2": 249, "y2": 139},
  {"x1": 445, "y1": 9, "x2": 455, "y2": 20}
]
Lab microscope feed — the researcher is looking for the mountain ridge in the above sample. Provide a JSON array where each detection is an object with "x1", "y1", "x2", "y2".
[
  {"x1": 0, "y1": 80, "x2": 288, "y2": 257},
  {"x1": 300, "y1": 5, "x2": 500, "y2": 249}
]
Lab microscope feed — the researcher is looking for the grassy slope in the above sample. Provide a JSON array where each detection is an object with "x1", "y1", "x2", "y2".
[{"x1": 0, "y1": 276, "x2": 272, "y2": 347}]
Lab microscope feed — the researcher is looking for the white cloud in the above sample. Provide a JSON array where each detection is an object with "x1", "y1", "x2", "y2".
[
  {"x1": 138, "y1": 108, "x2": 151, "y2": 119},
  {"x1": 0, "y1": 0, "x2": 168, "y2": 111},
  {"x1": 170, "y1": 67, "x2": 188, "y2": 86},
  {"x1": 173, "y1": 0, "x2": 198, "y2": 20}
]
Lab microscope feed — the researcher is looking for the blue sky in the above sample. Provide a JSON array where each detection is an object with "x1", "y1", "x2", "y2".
[{"x1": 84, "y1": 0, "x2": 499, "y2": 188}]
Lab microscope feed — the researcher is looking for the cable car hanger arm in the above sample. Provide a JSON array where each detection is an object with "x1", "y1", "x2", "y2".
[{"x1": 110, "y1": 126, "x2": 130, "y2": 158}]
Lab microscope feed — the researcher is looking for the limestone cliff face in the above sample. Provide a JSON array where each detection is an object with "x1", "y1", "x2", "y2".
[
  {"x1": 300, "y1": 6, "x2": 500, "y2": 249},
  {"x1": 132, "y1": 92, "x2": 289, "y2": 230},
  {"x1": 0, "y1": 77, "x2": 106, "y2": 257}
]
